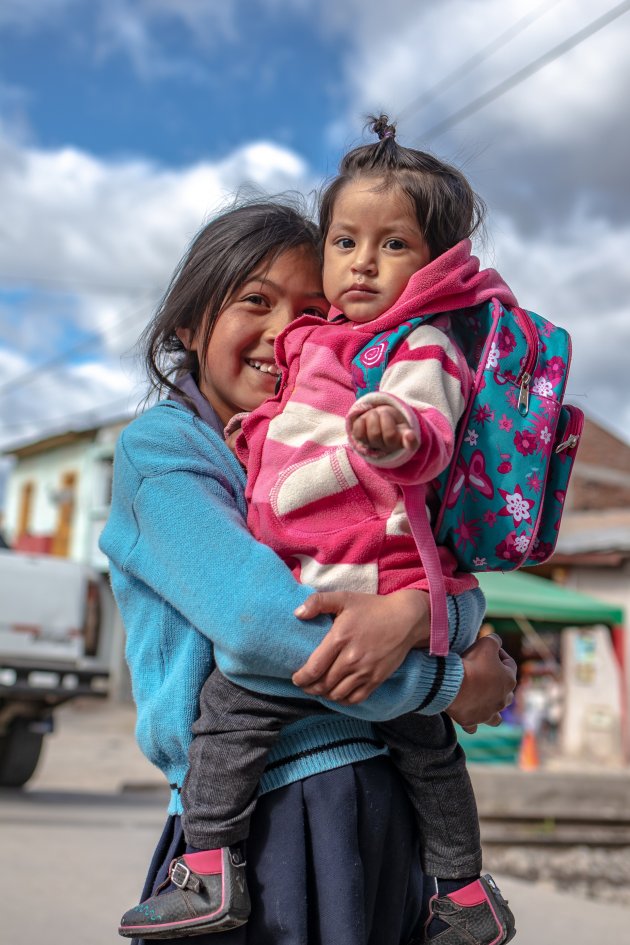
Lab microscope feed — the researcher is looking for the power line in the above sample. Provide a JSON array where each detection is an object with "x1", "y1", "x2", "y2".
[
  {"x1": 416, "y1": 0, "x2": 630, "y2": 141},
  {"x1": 0, "y1": 295, "x2": 153, "y2": 397},
  {"x1": 0, "y1": 277, "x2": 161, "y2": 396},
  {"x1": 4, "y1": 2, "x2": 628, "y2": 425},
  {"x1": 0, "y1": 271, "x2": 160, "y2": 294},
  {"x1": 397, "y1": 0, "x2": 564, "y2": 123}
]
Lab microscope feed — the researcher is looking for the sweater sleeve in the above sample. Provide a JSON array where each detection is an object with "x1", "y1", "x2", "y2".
[
  {"x1": 346, "y1": 323, "x2": 470, "y2": 485},
  {"x1": 106, "y1": 409, "x2": 463, "y2": 719}
]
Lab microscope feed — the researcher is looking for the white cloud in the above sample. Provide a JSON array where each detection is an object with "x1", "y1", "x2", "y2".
[
  {"x1": 354, "y1": 2, "x2": 628, "y2": 211},
  {"x1": 0, "y1": 126, "x2": 314, "y2": 451},
  {"x1": 475, "y1": 210, "x2": 630, "y2": 440},
  {"x1": 317, "y1": 0, "x2": 630, "y2": 441},
  {"x1": 324, "y1": 0, "x2": 628, "y2": 135},
  {"x1": 0, "y1": 352, "x2": 139, "y2": 448},
  {"x1": 0, "y1": 0, "x2": 238, "y2": 39},
  {"x1": 142, "y1": 0, "x2": 239, "y2": 40},
  {"x1": 0, "y1": 130, "x2": 311, "y2": 296},
  {"x1": 0, "y1": 0, "x2": 628, "y2": 452},
  {"x1": 93, "y1": 0, "x2": 240, "y2": 81}
]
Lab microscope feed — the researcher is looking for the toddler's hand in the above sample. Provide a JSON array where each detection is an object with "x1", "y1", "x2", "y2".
[{"x1": 350, "y1": 404, "x2": 418, "y2": 455}]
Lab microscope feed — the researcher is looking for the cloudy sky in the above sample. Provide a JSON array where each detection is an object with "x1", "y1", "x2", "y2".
[{"x1": 1, "y1": 0, "x2": 629, "y2": 468}]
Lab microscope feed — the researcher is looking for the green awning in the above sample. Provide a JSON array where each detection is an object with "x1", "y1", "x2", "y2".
[{"x1": 478, "y1": 570, "x2": 624, "y2": 626}]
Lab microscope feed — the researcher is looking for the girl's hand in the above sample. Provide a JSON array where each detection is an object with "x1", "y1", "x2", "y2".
[
  {"x1": 446, "y1": 634, "x2": 517, "y2": 730},
  {"x1": 292, "y1": 589, "x2": 430, "y2": 704}
]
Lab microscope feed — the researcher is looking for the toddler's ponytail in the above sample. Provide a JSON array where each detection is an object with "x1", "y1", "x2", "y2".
[{"x1": 320, "y1": 113, "x2": 485, "y2": 259}]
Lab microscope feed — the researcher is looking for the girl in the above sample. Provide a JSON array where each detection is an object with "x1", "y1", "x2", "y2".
[{"x1": 101, "y1": 199, "x2": 516, "y2": 945}]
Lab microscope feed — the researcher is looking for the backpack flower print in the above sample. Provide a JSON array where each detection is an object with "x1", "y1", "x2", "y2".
[{"x1": 352, "y1": 299, "x2": 584, "y2": 655}]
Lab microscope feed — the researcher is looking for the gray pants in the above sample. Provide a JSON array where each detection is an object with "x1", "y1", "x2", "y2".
[{"x1": 182, "y1": 669, "x2": 482, "y2": 878}]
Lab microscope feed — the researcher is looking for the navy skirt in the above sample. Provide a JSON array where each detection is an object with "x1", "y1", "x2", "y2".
[{"x1": 132, "y1": 757, "x2": 424, "y2": 945}]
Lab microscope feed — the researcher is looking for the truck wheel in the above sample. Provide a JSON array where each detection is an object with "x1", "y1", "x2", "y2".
[{"x1": 0, "y1": 717, "x2": 44, "y2": 787}]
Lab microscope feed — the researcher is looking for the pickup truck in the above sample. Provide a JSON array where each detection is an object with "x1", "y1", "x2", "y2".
[{"x1": 0, "y1": 549, "x2": 111, "y2": 786}]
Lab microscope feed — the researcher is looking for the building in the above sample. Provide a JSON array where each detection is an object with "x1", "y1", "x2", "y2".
[
  {"x1": 1, "y1": 417, "x2": 131, "y2": 696},
  {"x1": 2, "y1": 411, "x2": 627, "y2": 717},
  {"x1": 2, "y1": 419, "x2": 128, "y2": 567},
  {"x1": 530, "y1": 415, "x2": 630, "y2": 711}
]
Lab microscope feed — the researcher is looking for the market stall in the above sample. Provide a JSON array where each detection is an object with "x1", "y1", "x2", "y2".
[{"x1": 458, "y1": 571, "x2": 626, "y2": 765}]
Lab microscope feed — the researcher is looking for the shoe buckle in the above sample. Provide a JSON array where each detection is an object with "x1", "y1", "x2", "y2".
[
  {"x1": 230, "y1": 848, "x2": 247, "y2": 868},
  {"x1": 170, "y1": 860, "x2": 192, "y2": 890}
]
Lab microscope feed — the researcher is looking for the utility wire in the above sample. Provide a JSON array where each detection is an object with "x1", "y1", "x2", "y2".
[
  {"x1": 0, "y1": 271, "x2": 160, "y2": 294},
  {"x1": 0, "y1": 277, "x2": 161, "y2": 395},
  {"x1": 397, "y1": 0, "x2": 564, "y2": 123},
  {"x1": 4, "y1": 2, "x2": 628, "y2": 425},
  {"x1": 0, "y1": 295, "x2": 153, "y2": 397},
  {"x1": 416, "y1": 0, "x2": 630, "y2": 141}
]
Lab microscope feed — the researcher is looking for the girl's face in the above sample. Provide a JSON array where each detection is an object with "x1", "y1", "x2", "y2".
[
  {"x1": 185, "y1": 246, "x2": 326, "y2": 425},
  {"x1": 323, "y1": 178, "x2": 430, "y2": 323}
]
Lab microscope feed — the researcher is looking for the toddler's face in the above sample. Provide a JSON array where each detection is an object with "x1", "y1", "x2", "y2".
[{"x1": 323, "y1": 178, "x2": 430, "y2": 323}]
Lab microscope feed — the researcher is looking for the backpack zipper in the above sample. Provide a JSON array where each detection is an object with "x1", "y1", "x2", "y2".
[
  {"x1": 555, "y1": 405, "x2": 583, "y2": 453},
  {"x1": 514, "y1": 308, "x2": 538, "y2": 416}
]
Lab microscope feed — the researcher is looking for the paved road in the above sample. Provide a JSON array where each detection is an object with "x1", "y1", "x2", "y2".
[
  {"x1": 1, "y1": 701, "x2": 627, "y2": 944},
  {"x1": 2, "y1": 783, "x2": 629, "y2": 945},
  {"x1": 0, "y1": 786, "x2": 166, "y2": 945}
]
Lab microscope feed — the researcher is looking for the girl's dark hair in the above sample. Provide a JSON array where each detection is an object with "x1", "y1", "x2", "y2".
[
  {"x1": 143, "y1": 200, "x2": 321, "y2": 403},
  {"x1": 319, "y1": 114, "x2": 485, "y2": 259}
]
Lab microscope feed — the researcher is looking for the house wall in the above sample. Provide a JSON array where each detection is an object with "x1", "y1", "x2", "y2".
[
  {"x1": 4, "y1": 442, "x2": 90, "y2": 556},
  {"x1": 3, "y1": 427, "x2": 123, "y2": 569},
  {"x1": 2, "y1": 422, "x2": 129, "y2": 698},
  {"x1": 561, "y1": 626, "x2": 625, "y2": 764},
  {"x1": 569, "y1": 418, "x2": 630, "y2": 511},
  {"x1": 563, "y1": 563, "x2": 630, "y2": 746}
]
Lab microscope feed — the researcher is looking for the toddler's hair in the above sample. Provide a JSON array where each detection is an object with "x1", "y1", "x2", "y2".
[
  {"x1": 143, "y1": 199, "x2": 321, "y2": 405},
  {"x1": 319, "y1": 114, "x2": 485, "y2": 259}
]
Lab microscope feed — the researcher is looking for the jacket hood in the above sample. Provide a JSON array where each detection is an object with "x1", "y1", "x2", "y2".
[{"x1": 328, "y1": 239, "x2": 518, "y2": 333}]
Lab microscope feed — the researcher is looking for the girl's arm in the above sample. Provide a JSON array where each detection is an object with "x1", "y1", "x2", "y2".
[
  {"x1": 105, "y1": 409, "x2": 464, "y2": 721},
  {"x1": 293, "y1": 591, "x2": 517, "y2": 728},
  {"x1": 127, "y1": 467, "x2": 463, "y2": 720}
]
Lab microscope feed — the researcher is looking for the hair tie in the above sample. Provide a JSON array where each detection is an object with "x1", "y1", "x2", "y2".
[{"x1": 368, "y1": 115, "x2": 396, "y2": 141}]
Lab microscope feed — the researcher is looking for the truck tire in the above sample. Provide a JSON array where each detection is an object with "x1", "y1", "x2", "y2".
[{"x1": 0, "y1": 717, "x2": 44, "y2": 787}]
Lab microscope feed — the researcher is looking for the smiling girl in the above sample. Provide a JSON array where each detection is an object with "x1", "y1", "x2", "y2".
[{"x1": 101, "y1": 197, "x2": 516, "y2": 945}]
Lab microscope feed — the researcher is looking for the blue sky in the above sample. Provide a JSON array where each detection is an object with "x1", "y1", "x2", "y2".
[
  {"x1": 1, "y1": 2, "x2": 344, "y2": 171},
  {"x1": 1, "y1": 0, "x2": 630, "y2": 459}
]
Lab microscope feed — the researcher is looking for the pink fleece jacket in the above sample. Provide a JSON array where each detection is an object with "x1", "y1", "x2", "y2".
[{"x1": 238, "y1": 240, "x2": 517, "y2": 598}]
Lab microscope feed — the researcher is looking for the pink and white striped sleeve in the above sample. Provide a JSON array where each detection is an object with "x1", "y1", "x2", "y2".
[{"x1": 346, "y1": 324, "x2": 470, "y2": 486}]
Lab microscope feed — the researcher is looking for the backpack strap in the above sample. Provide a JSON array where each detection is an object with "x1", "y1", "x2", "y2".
[
  {"x1": 351, "y1": 315, "x2": 435, "y2": 397},
  {"x1": 402, "y1": 484, "x2": 450, "y2": 657},
  {"x1": 352, "y1": 315, "x2": 450, "y2": 657}
]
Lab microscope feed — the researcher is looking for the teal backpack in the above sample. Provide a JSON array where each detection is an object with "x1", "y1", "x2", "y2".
[{"x1": 351, "y1": 298, "x2": 583, "y2": 656}]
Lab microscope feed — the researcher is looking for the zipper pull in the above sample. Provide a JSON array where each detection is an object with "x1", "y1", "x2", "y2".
[
  {"x1": 518, "y1": 372, "x2": 531, "y2": 416},
  {"x1": 555, "y1": 433, "x2": 580, "y2": 454}
]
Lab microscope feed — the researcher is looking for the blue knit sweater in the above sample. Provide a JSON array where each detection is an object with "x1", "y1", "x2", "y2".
[{"x1": 100, "y1": 396, "x2": 466, "y2": 814}]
